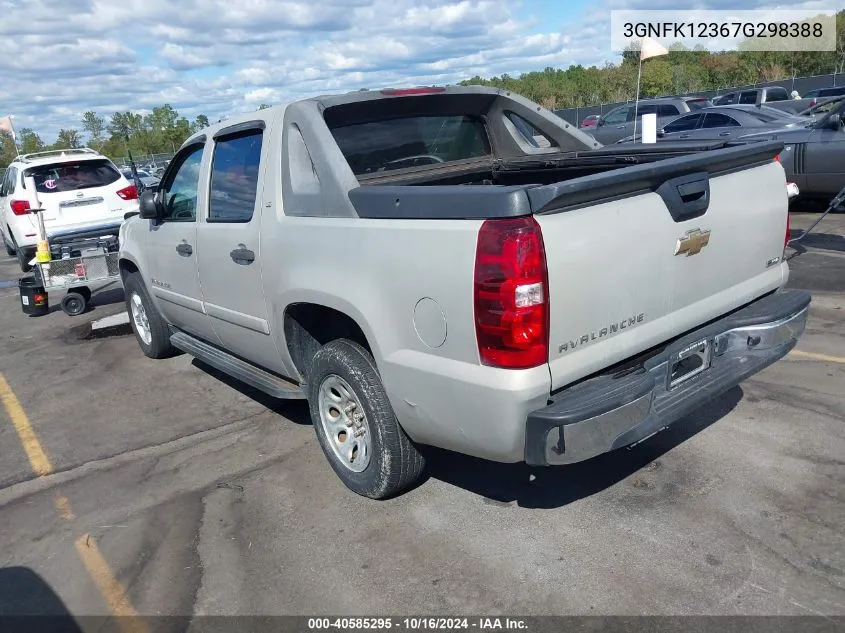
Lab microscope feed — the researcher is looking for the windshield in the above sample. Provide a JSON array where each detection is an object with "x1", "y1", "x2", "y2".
[
  {"x1": 24, "y1": 159, "x2": 120, "y2": 194},
  {"x1": 330, "y1": 115, "x2": 490, "y2": 175}
]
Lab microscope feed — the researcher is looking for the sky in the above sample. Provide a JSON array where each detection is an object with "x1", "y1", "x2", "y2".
[{"x1": 0, "y1": 0, "x2": 839, "y2": 143}]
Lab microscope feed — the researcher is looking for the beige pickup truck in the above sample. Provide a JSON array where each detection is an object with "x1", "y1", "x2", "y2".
[{"x1": 119, "y1": 86, "x2": 809, "y2": 498}]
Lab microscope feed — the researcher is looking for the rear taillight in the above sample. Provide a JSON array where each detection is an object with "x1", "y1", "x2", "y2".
[
  {"x1": 10, "y1": 200, "x2": 30, "y2": 215},
  {"x1": 785, "y1": 212, "x2": 791, "y2": 250},
  {"x1": 116, "y1": 185, "x2": 138, "y2": 200},
  {"x1": 474, "y1": 217, "x2": 549, "y2": 369},
  {"x1": 774, "y1": 154, "x2": 780, "y2": 162}
]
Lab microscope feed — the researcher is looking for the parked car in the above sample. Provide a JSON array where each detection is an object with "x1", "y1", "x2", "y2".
[
  {"x1": 616, "y1": 105, "x2": 806, "y2": 144},
  {"x1": 580, "y1": 114, "x2": 600, "y2": 128},
  {"x1": 587, "y1": 96, "x2": 712, "y2": 144},
  {"x1": 801, "y1": 86, "x2": 845, "y2": 107},
  {"x1": 0, "y1": 148, "x2": 139, "y2": 271},
  {"x1": 739, "y1": 96, "x2": 845, "y2": 201},
  {"x1": 119, "y1": 85, "x2": 807, "y2": 499},
  {"x1": 120, "y1": 167, "x2": 160, "y2": 192},
  {"x1": 712, "y1": 86, "x2": 791, "y2": 106}
]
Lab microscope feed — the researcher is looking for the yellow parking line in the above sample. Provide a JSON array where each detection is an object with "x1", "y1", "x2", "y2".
[
  {"x1": 74, "y1": 534, "x2": 148, "y2": 633},
  {"x1": 0, "y1": 372, "x2": 145, "y2": 629},
  {"x1": 789, "y1": 349, "x2": 845, "y2": 364},
  {"x1": 0, "y1": 372, "x2": 53, "y2": 476}
]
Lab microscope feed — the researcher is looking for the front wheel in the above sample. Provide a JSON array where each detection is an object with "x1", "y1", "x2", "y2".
[
  {"x1": 123, "y1": 271, "x2": 177, "y2": 359},
  {"x1": 307, "y1": 339, "x2": 425, "y2": 499}
]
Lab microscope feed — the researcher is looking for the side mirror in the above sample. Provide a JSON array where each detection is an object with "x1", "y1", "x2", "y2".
[
  {"x1": 138, "y1": 189, "x2": 161, "y2": 220},
  {"x1": 657, "y1": 128, "x2": 666, "y2": 137},
  {"x1": 596, "y1": 118, "x2": 605, "y2": 127},
  {"x1": 828, "y1": 113, "x2": 843, "y2": 131}
]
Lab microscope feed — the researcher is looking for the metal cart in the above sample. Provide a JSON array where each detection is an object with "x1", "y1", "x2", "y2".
[{"x1": 33, "y1": 228, "x2": 121, "y2": 316}]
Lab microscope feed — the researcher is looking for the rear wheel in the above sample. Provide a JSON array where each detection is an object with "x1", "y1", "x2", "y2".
[
  {"x1": 60, "y1": 292, "x2": 87, "y2": 316},
  {"x1": 4, "y1": 235, "x2": 15, "y2": 257},
  {"x1": 307, "y1": 339, "x2": 425, "y2": 499},
  {"x1": 123, "y1": 271, "x2": 177, "y2": 359}
]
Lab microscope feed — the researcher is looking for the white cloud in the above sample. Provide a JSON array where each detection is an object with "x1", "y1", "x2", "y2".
[{"x1": 0, "y1": 0, "x2": 839, "y2": 142}]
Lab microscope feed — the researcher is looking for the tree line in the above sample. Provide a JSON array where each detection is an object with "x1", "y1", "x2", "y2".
[
  {"x1": 461, "y1": 10, "x2": 845, "y2": 110},
  {"x1": 0, "y1": 103, "x2": 273, "y2": 169},
  {"x1": 1, "y1": 10, "x2": 842, "y2": 169}
]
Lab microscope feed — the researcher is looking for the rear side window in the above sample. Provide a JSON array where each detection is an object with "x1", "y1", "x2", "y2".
[
  {"x1": 701, "y1": 113, "x2": 740, "y2": 128},
  {"x1": 657, "y1": 104, "x2": 680, "y2": 116},
  {"x1": 664, "y1": 114, "x2": 701, "y2": 133},
  {"x1": 208, "y1": 129, "x2": 263, "y2": 222},
  {"x1": 330, "y1": 115, "x2": 489, "y2": 176},
  {"x1": 23, "y1": 159, "x2": 120, "y2": 194},
  {"x1": 506, "y1": 113, "x2": 557, "y2": 149}
]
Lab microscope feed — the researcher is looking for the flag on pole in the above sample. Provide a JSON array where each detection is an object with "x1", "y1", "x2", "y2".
[
  {"x1": 0, "y1": 115, "x2": 15, "y2": 140},
  {"x1": 640, "y1": 36, "x2": 669, "y2": 61}
]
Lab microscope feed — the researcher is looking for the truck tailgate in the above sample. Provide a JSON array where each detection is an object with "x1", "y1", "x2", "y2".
[{"x1": 531, "y1": 143, "x2": 789, "y2": 391}]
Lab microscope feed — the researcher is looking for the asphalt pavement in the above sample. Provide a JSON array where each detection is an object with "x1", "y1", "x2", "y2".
[{"x1": 0, "y1": 210, "x2": 843, "y2": 620}]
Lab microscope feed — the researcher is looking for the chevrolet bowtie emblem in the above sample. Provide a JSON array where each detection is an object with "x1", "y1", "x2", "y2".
[{"x1": 675, "y1": 228, "x2": 711, "y2": 256}]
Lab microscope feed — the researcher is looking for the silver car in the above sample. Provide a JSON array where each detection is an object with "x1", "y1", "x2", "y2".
[{"x1": 616, "y1": 105, "x2": 806, "y2": 144}]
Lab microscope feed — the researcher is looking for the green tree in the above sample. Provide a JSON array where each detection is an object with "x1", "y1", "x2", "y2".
[
  {"x1": 258, "y1": 103, "x2": 272, "y2": 110},
  {"x1": 192, "y1": 114, "x2": 210, "y2": 132},
  {"x1": 19, "y1": 128, "x2": 44, "y2": 154},
  {"x1": 81, "y1": 111, "x2": 105, "y2": 148},
  {"x1": 54, "y1": 128, "x2": 82, "y2": 149},
  {"x1": 0, "y1": 130, "x2": 17, "y2": 169}
]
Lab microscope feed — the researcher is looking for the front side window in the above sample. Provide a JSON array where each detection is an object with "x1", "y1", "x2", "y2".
[
  {"x1": 602, "y1": 107, "x2": 630, "y2": 125},
  {"x1": 23, "y1": 159, "x2": 119, "y2": 194},
  {"x1": 208, "y1": 129, "x2": 263, "y2": 223},
  {"x1": 739, "y1": 91, "x2": 758, "y2": 104},
  {"x1": 161, "y1": 145, "x2": 204, "y2": 222}
]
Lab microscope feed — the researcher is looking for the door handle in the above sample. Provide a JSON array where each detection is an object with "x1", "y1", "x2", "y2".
[
  {"x1": 679, "y1": 134, "x2": 690, "y2": 138},
  {"x1": 230, "y1": 244, "x2": 255, "y2": 265},
  {"x1": 176, "y1": 241, "x2": 193, "y2": 257},
  {"x1": 615, "y1": 125, "x2": 625, "y2": 129},
  {"x1": 718, "y1": 132, "x2": 731, "y2": 137}
]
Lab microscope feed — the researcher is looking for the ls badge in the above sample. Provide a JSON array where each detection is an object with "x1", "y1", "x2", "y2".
[{"x1": 675, "y1": 228, "x2": 711, "y2": 257}]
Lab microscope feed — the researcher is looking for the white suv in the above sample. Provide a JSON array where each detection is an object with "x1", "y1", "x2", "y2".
[{"x1": 0, "y1": 148, "x2": 139, "y2": 271}]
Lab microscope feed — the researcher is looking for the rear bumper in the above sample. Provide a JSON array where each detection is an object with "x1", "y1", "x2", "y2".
[{"x1": 525, "y1": 290, "x2": 811, "y2": 466}]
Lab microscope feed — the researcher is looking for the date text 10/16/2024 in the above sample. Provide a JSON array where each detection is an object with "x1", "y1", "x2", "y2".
[{"x1": 307, "y1": 618, "x2": 529, "y2": 630}]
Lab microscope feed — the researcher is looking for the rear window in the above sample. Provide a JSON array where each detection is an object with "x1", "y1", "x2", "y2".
[
  {"x1": 329, "y1": 115, "x2": 490, "y2": 175},
  {"x1": 685, "y1": 99, "x2": 710, "y2": 110},
  {"x1": 766, "y1": 87, "x2": 788, "y2": 101},
  {"x1": 24, "y1": 159, "x2": 120, "y2": 194}
]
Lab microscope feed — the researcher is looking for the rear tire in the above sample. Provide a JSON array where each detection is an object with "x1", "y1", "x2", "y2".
[
  {"x1": 15, "y1": 240, "x2": 32, "y2": 272},
  {"x1": 4, "y1": 237, "x2": 14, "y2": 257},
  {"x1": 307, "y1": 339, "x2": 425, "y2": 499},
  {"x1": 123, "y1": 271, "x2": 177, "y2": 359}
]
